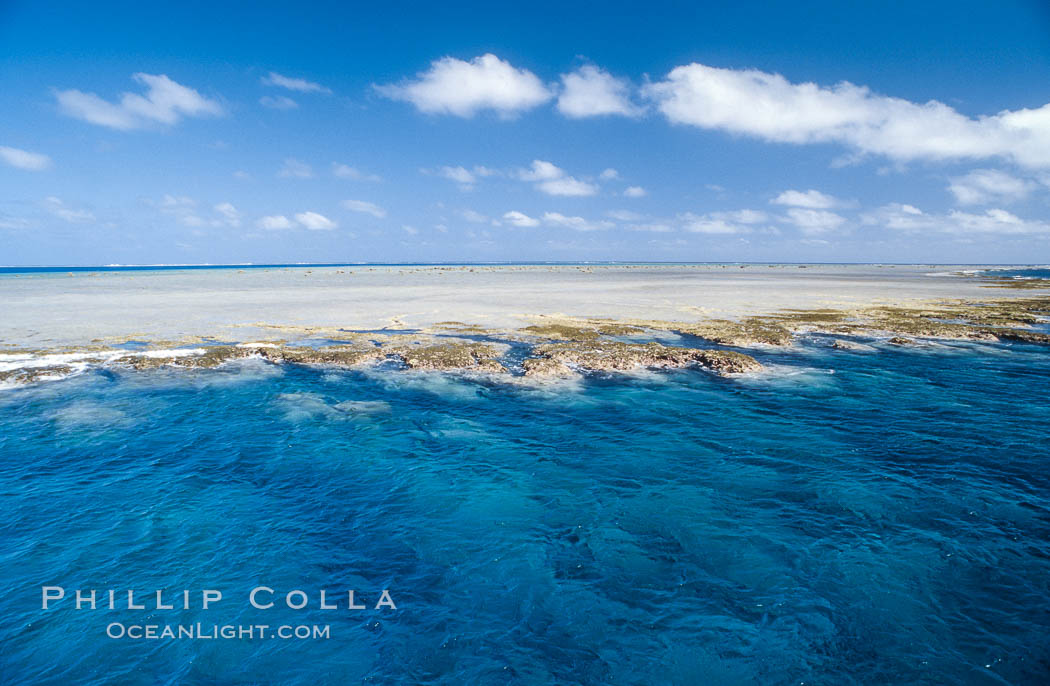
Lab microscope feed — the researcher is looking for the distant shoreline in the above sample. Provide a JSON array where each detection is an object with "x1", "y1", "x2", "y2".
[{"x1": 2, "y1": 262, "x2": 1049, "y2": 275}]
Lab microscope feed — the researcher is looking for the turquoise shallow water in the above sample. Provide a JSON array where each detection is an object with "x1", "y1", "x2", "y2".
[{"x1": 1, "y1": 337, "x2": 1049, "y2": 684}]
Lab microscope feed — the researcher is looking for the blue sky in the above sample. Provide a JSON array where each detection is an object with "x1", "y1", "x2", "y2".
[{"x1": 2, "y1": 0, "x2": 1050, "y2": 265}]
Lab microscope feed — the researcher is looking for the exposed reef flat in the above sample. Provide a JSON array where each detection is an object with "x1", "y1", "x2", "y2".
[
  {"x1": 2, "y1": 265, "x2": 1049, "y2": 387},
  {"x1": 4, "y1": 263, "x2": 1046, "y2": 349}
]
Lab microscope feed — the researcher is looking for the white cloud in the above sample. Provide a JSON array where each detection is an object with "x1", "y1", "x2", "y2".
[
  {"x1": 541, "y1": 212, "x2": 613, "y2": 232},
  {"x1": 459, "y1": 209, "x2": 489, "y2": 223},
  {"x1": 628, "y1": 223, "x2": 673, "y2": 232},
  {"x1": 680, "y1": 213, "x2": 748, "y2": 234},
  {"x1": 440, "y1": 165, "x2": 476, "y2": 186},
  {"x1": 44, "y1": 196, "x2": 94, "y2": 223},
  {"x1": 294, "y1": 211, "x2": 337, "y2": 230},
  {"x1": 0, "y1": 146, "x2": 51, "y2": 171},
  {"x1": 503, "y1": 210, "x2": 540, "y2": 227},
  {"x1": 214, "y1": 202, "x2": 241, "y2": 227},
  {"x1": 343, "y1": 200, "x2": 387, "y2": 218},
  {"x1": 260, "y1": 95, "x2": 298, "y2": 110},
  {"x1": 518, "y1": 160, "x2": 563, "y2": 181},
  {"x1": 863, "y1": 203, "x2": 1050, "y2": 235},
  {"x1": 376, "y1": 54, "x2": 553, "y2": 117},
  {"x1": 150, "y1": 194, "x2": 206, "y2": 227},
  {"x1": 258, "y1": 215, "x2": 293, "y2": 230},
  {"x1": 557, "y1": 65, "x2": 643, "y2": 118},
  {"x1": 56, "y1": 73, "x2": 222, "y2": 130},
  {"x1": 947, "y1": 169, "x2": 1035, "y2": 205},
  {"x1": 402, "y1": 225, "x2": 419, "y2": 235},
  {"x1": 0, "y1": 215, "x2": 31, "y2": 230},
  {"x1": 261, "y1": 72, "x2": 331, "y2": 94},
  {"x1": 538, "y1": 177, "x2": 599, "y2": 196},
  {"x1": 517, "y1": 160, "x2": 598, "y2": 196},
  {"x1": 278, "y1": 158, "x2": 313, "y2": 178},
  {"x1": 332, "y1": 162, "x2": 381, "y2": 181},
  {"x1": 679, "y1": 209, "x2": 771, "y2": 235},
  {"x1": 782, "y1": 208, "x2": 847, "y2": 234},
  {"x1": 606, "y1": 209, "x2": 643, "y2": 221},
  {"x1": 233, "y1": 170, "x2": 251, "y2": 180},
  {"x1": 717, "y1": 209, "x2": 769, "y2": 224},
  {"x1": 623, "y1": 186, "x2": 647, "y2": 197},
  {"x1": 643, "y1": 62, "x2": 1050, "y2": 167},
  {"x1": 772, "y1": 189, "x2": 838, "y2": 209},
  {"x1": 599, "y1": 168, "x2": 620, "y2": 180}
]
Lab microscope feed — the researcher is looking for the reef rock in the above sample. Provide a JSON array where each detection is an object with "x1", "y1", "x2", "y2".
[
  {"x1": 831, "y1": 339, "x2": 874, "y2": 351},
  {"x1": 525, "y1": 341, "x2": 762, "y2": 377},
  {"x1": 389, "y1": 342, "x2": 508, "y2": 373},
  {"x1": 674, "y1": 318, "x2": 793, "y2": 347}
]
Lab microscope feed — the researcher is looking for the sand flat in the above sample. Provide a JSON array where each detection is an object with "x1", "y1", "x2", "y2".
[{"x1": 0, "y1": 264, "x2": 1033, "y2": 348}]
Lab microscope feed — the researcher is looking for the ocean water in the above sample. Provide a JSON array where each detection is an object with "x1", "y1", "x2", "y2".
[
  {"x1": 980, "y1": 267, "x2": 1050, "y2": 280},
  {"x1": 1, "y1": 338, "x2": 1049, "y2": 685}
]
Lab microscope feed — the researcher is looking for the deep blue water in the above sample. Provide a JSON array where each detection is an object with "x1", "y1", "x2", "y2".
[
  {"x1": 981, "y1": 267, "x2": 1050, "y2": 280},
  {"x1": 1, "y1": 338, "x2": 1049, "y2": 685}
]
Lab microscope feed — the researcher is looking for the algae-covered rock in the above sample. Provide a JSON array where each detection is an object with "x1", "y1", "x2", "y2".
[
  {"x1": 264, "y1": 345, "x2": 385, "y2": 367},
  {"x1": 831, "y1": 339, "x2": 875, "y2": 352},
  {"x1": 674, "y1": 318, "x2": 793, "y2": 347},
  {"x1": 593, "y1": 322, "x2": 645, "y2": 336},
  {"x1": 993, "y1": 329, "x2": 1050, "y2": 345},
  {"x1": 0, "y1": 365, "x2": 74, "y2": 385},
  {"x1": 521, "y1": 324, "x2": 601, "y2": 341},
  {"x1": 522, "y1": 357, "x2": 574, "y2": 377},
  {"x1": 390, "y1": 342, "x2": 508, "y2": 373},
  {"x1": 526, "y1": 341, "x2": 762, "y2": 376},
  {"x1": 888, "y1": 336, "x2": 915, "y2": 345}
]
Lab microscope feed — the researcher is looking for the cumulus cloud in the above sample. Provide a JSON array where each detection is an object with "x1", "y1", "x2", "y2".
[
  {"x1": 260, "y1": 95, "x2": 298, "y2": 110},
  {"x1": 863, "y1": 203, "x2": 1050, "y2": 235},
  {"x1": 431, "y1": 165, "x2": 501, "y2": 189},
  {"x1": 643, "y1": 62, "x2": 1050, "y2": 167},
  {"x1": 680, "y1": 209, "x2": 768, "y2": 234},
  {"x1": 623, "y1": 186, "x2": 647, "y2": 198},
  {"x1": 343, "y1": 199, "x2": 387, "y2": 218},
  {"x1": 541, "y1": 212, "x2": 613, "y2": 232},
  {"x1": 257, "y1": 215, "x2": 294, "y2": 230},
  {"x1": 56, "y1": 73, "x2": 223, "y2": 130},
  {"x1": 503, "y1": 210, "x2": 540, "y2": 227},
  {"x1": 781, "y1": 208, "x2": 847, "y2": 234},
  {"x1": 214, "y1": 202, "x2": 241, "y2": 227},
  {"x1": 458, "y1": 209, "x2": 489, "y2": 224},
  {"x1": 627, "y1": 223, "x2": 673, "y2": 232},
  {"x1": 772, "y1": 189, "x2": 839, "y2": 208},
  {"x1": 439, "y1": 165, "x2": 477, "y2": 188},
  {"x1": 947, "y1": 169, "x2": 1035, "y2": 205},
  {"x1": 332, "y1": 162, "x2": 381, "y2": 182},
  {"x1": 557, "y1": 65, "x2": 643, "y2": 118},
  {"x1": 261, "y1": 72, "x2": 331, "y2": 94},
  {"x1": 278, "y1": 158, "x2": 313, "y2": 178},
  {"x1": 599, "y1": 168, "x2": 620, "y2": 180},
  {"x1": 44, "y1": 196, "x2": 94, "y2": 223},
  {"x1": 376, "y1": 54, "x2": 553, "y2": 117},
  {"x1": 0, "y1": 146, "x2": 51, "y2": 171},
  {"x1": 517, "y1": 160, "x2": 598, "y2": 196},
  {"x1": 294, "y1": 211, "x2": 337, "y2": 230},
  {"x1": 150, "y1": 194, "x2": 204, "y2": 227}
]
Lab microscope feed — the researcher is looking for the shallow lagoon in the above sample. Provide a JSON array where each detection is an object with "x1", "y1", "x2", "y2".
[{"x1": 1, "y1": 337, "x2": 1049, "y2": 684}]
